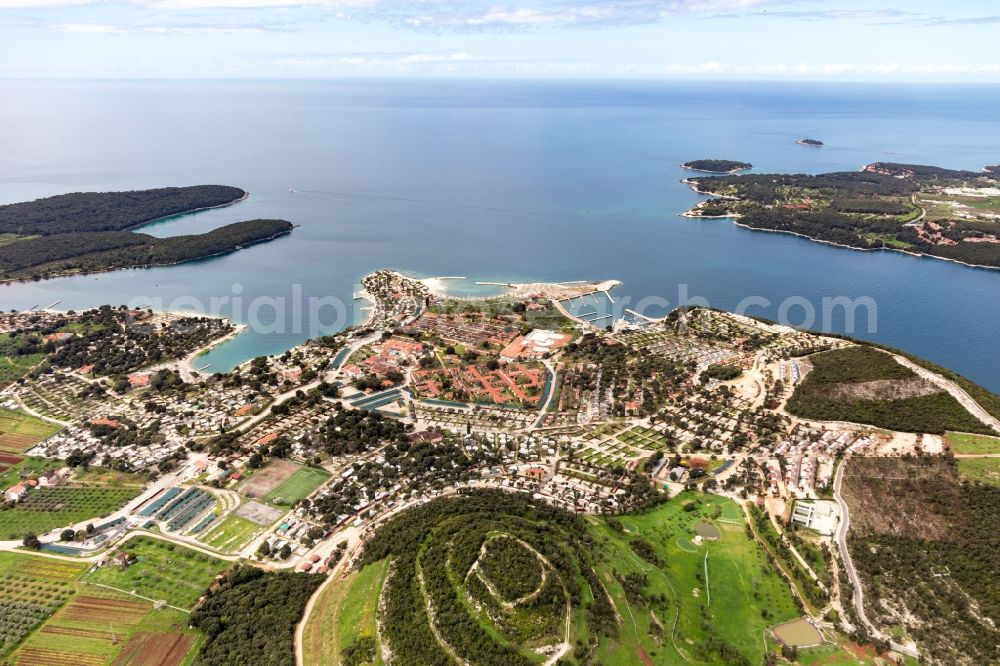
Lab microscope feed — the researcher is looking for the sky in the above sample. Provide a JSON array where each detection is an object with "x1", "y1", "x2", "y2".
[{"x1": 1, "y1": 0, "x2": 999, "y2": 80}]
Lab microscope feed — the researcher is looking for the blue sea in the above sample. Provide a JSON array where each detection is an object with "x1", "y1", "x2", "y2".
[{"x1": 1, "y1": 80, "x2": 999, "y2": 390}]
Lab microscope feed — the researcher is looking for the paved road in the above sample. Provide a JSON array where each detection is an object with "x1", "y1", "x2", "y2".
[
  {"x1": 892, "y1": 354, "x2": 1000, "y2": 433},
  {"x1": 534, "y1": 360, "x2": 558, "y2": 427},
  {"x1": 833, "y1": 460, "x2": 920, "y2": 660}
]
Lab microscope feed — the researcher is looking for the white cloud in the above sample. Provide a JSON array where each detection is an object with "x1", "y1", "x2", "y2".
[
  {"x1": 51, "y1": 20, "x2": 282, "y2": 33},
  {"x1": 276, "y1": 51, "x2": 475, "y2": 69},
  {"x1": 399, "y1": 51, "x2": 472, "y2": 63},
  {"x1": 658, "y1": 61, "x2": 1000, "y2": 76},
  {"x1": 402, "y1": 0, "x2": 777, "y2": 29},
  {"x1": 0, "y1": 0, "x2": 371, "y2": 6},
  {"x1": 139, "y1": 0, "x2": 372, "y2": 8},
  {"x1": 0, "y1": 0, "x2": 91, "y2": 6}
]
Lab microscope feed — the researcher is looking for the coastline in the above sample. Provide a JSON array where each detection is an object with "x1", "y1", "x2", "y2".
[
  {"x1": 0, "y1": 225, "x2": 293, "y2": 287},
  {"x1": 679, "y1": 178, "x2": 1000, "y2": 272},
  {"x1": 729, "y1": 219, "x2": 1000, "y2": 272},
  {"x1": 128, "y1": 189, "x2": 250, "y2": 232},
  {"x1": 185, "y1": 319, "x2": 249, "y2": 376},
  {"x1": 680, "y1": 178, "x2": 740, "y2": 199}
]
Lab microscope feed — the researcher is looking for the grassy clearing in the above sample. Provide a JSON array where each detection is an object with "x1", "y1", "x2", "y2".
[
  {"x1": 302, "y1": 558, "x2": 390, "y2": 666},
  {"x1": 84, "y1": 537, "x2": 228, "y2": 610},
  {"x1": 71, "y1": 468, "x2": 147, "y2": 487},
  {"x1": 263, "y1": 466, "x2": 330, "y2": 506},
  {"x1": 199, "y1": 513, "x2": 262, "y2": 553},
  {"x1": 956, "y1": 457, "x2": 1000, "y2": 486},
  {"x1": 946, "y1": 431, "x2": 1000, "y2": 455}
]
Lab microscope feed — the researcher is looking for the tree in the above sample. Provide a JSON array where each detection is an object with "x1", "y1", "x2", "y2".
[
  {"x1": 279, "y1": 544, "x2": 292, "y2": 560},
  {"x1": 257, "y1": 541, "x2": 271, "y2": 558},
  {"x1": 23, "y1": 534, "x2": 41, "y2": 549},
  {"x1": 60, "y1": 529, "x2": 75, "y2": 542}
]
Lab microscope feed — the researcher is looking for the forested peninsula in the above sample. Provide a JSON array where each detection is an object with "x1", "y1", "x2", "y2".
[
  {"x1": 682, "y1": 162, "x2": 1000, "y2": 269},
  {"x1": 0, "y1": 186, "x2": 293, "y2": 281}
]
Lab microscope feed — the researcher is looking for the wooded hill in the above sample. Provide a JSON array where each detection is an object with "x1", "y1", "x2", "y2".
[{"x1": 785, "y1": 346, "x2": 995, "y2": 435}]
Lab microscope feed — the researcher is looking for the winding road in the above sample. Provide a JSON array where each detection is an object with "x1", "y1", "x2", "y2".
[{"x1": 832, "y1": 460, "x2": 919, "y2": 660}]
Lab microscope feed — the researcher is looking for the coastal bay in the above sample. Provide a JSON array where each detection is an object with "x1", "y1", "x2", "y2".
[{"x1": 0, "y1": 80, "x2": 998, "y2": 392}]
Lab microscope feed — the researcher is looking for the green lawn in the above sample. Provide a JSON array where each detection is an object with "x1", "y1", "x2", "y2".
[
  {"x1": 590, "y1": 494, "x2": 800, "y2": 665},
  {"x1": 946, "y1": 431, "x2": 1000, "y2": 455},
  {"x1": 263, "y1": 466, "x2": 330, "y2": 506},
  {"x1": 84, "y1": 536, "x2": 229, "y2": 610},
  {"x1": 200, "y1": 513, "x2": 263, "y2": 552},
  {"x1": 0, "y1": 485, "x2": 139, "y2": 539},
  {"x1": 956, "y1": 457, "x2": 1000, "y2": 486}
]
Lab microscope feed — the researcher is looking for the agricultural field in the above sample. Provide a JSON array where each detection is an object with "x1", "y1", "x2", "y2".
[
  {"x1": 110, "y1": 631, "x2": 195, "y2": 666},
  {"x1": 301, "y1": 558, "x2": 390, "y2": 666},
  {"x1": 313, "y1": 489, "x2": 802, "y2": 666},
  {"x1": 0, "y1": 407, "x2": 61, "y2": 454},
  {"x1": 11, "y1": 586, "x2": 198, "y2": 666},
  {"x1": 0, "y1": 485, "x2": 139, "y2": 539},
  {"x1": 945, "y1": 431, "x2": 1000, "y2": 454},
  {"x1": 263, "y1": 466, "x2": 330, "y2": 506},
  {"x1": 199, "y1": 513, "x2": 263, "y2": 553},
  {"x1": 0, "y1": 552, "x2": 84, "y2": 660},
  {"x1": 84, "y1": 536, "x2": 228, "y2": 610}
]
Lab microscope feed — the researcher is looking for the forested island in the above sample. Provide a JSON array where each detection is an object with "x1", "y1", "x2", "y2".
[
  {"x1": 0, "y1": 186, "x2": 293, "y2": 281},
  {"x1": 681, "y1": 161, "x2": 1000, "y2": 268},
  {"x1": 681, "y1": 159, "x2": 752, "y2": 174},
  {"x1": 0, "y1": 185, "x2": 246, "y2": 235},
  {"x1": 797, "y1": 138, "x2": 824, "y2": 146}
]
